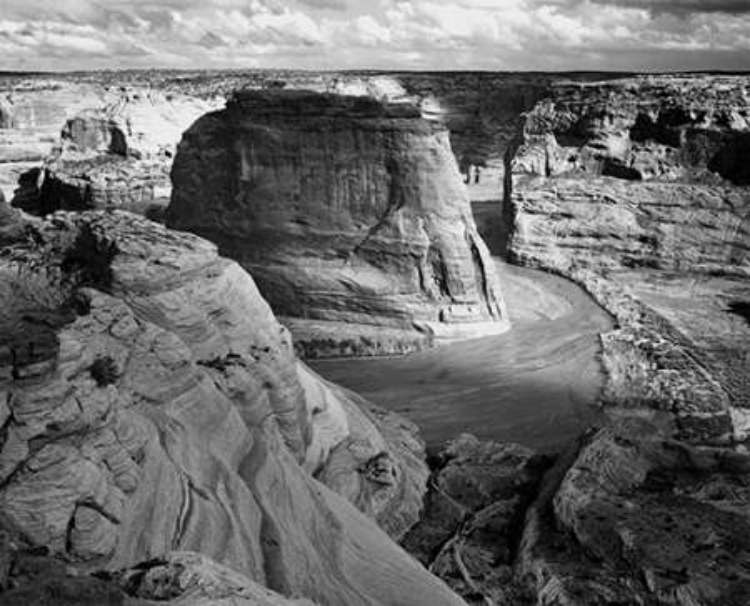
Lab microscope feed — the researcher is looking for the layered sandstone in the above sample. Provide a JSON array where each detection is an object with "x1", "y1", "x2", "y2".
[
  {"x1": 0, "y1": 211, "x2": 460, "y2": 606},
  {"x1": 513, "y1": 75, "x2": 750, "y2": 186},
  {"x1": 167, "y1": 90, "x2": 508, "y2": 357},
  {"x1": 507, "y1": 75, "x2": 750, "y2": 443},
  {"x1": 8, "y1": 88, "x2": 218, "y2": 218}
]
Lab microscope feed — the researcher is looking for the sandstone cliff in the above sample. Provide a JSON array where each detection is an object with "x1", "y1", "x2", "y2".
[
  {"x1": 513, "y1": 75, "x2": 750, "y2": 186},
  {"x1": 167, "y1": 90, "x2": 509, "y2": 357},
  {"x1": 507, "y1": 75, "x2": 750, "y2": 443},
  {"x1": 10, "y1": 89, "x2": 218, "y2": 219},
  {"x1": 0, "y1": 211, "x2": 461, "y2": 606}
]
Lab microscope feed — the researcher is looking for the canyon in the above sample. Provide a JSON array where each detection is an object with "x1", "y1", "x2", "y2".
[{"x1": 0, "y1": 70, "x2": 748, "y2": 606}]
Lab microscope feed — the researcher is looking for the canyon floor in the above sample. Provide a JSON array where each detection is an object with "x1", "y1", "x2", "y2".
[{"x1": 312, "y1": 210, "x2": 615, "y2": 453}]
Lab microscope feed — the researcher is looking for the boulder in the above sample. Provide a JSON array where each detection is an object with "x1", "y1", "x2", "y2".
[{"x1": 167, "y1": 90, "x2": 509, "y2": 357}]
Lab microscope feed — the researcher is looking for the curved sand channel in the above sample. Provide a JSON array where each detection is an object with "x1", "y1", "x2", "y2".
[{"x1": 311, "y1": 261, "x2": 614, "y2": 454}]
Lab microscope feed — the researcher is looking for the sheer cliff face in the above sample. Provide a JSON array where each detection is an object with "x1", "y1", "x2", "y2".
[
  {"x1": 167, "y1": 90, "x2": 508, "y2": 357},
  {"x1": 0, "y1": 211, "x2": 459, "y2": 606},
  {"x1": 512, "y1": 75, "x2": 750, "y2": 186}
]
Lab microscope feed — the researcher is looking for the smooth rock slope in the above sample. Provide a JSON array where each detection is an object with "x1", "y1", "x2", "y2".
[
  {"x1": 0, "y1": 210, "x2": 461, "y2": 606},
  {"x1": 167, "y1": 90, "x2": 509, "y2": 357}
]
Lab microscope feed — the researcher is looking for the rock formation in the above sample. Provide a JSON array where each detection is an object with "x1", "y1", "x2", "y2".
[
  {"x1": 518, "y1": 418, "x2": 750, "y2": 606},
  {"x1": 512, "y1": 75, "x2": 750, "y2": 185},
  {"x1": 402, "y1": 434, "x2": 550, "y2": 605},
  {"x1": 9, "y1": 89, "x2": 218, "y2": 219},
  {"x1": 0, "y1": 210, "x2": 461, "y2": 606},
  {"x1": 0, "y1": 547, "x2": 318, "y2": 605},
  {"x1": 507, "y1": 75, "x2": 750, "y2": 443},
  {"x1": 167, "y1": 90, "x2": 509, "y2": 357}
]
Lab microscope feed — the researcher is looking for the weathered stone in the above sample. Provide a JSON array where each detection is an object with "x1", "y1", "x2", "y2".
[
  {"x1": 167, "y1": 90, "x2": 509, "y2": 357},
  {"x1": 402, "y1": 434, "x2": 549, "y2": 605},
  {"x1": 518, "y1": 419, "x2": 750, "y2": 606},
  {"x1": 0, "y1": 211, "x2": 462, "y2": 606}
]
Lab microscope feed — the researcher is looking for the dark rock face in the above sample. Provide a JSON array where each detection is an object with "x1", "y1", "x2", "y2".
[
  {"x1": 0, "y1": 211, "x2": 462, "y2": 606},
  {"x1": 167, "y1": 90, "x2": 509, "y2": 357},
  {"x1": 0, "y1": 547, "x2": 316, "y2": 605},
  {"x1": 402, "y1": 434, "x2": 549, "y2": 605},
  {"x1": 519, "y1": 419, "x2": 750, "y2": 606},
  {"x1": 12, "y1": 162, "x2": 171, "y2": 220},
  {"x1": 513, "y1": 75, "x2": 750, "y2": 185}
]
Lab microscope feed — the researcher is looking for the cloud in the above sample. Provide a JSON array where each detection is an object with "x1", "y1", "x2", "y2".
[
  {"x1": 0, "y1": 0, "x2": 746, "y2": 71},
  {"x1": 588, "y1": 0, "x2": 750, "y2": 15}
]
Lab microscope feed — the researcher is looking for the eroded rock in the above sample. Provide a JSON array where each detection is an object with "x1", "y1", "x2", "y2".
[
  {"x1": 402, "y1": 434, "x2": 549, "y2": 605},
  {"x1": 519, "y1": 419, "x2": 750, "y2": 606},
  {"x1": 0, "y1": 211, "x2": 461, "y2": 606},
  {"x1": 167, "y1": 90, "x2": 509, "y2": 357}
]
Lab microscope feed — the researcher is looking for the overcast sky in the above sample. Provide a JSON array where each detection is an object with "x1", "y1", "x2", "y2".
[{"x1": 0, "y1": 0, "x2": 748, "y2": 72}]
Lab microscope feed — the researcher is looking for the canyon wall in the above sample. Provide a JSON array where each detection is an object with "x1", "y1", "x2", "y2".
[
  {"x1": 0, "y1": 210, "x2": 461, "y2": 606},
  {"x1": 507, "y1": 75, "x2": 750, "y2": 443},
  {"x1": 167, "y1": 90, "x2": 509, "y2": 357},
  {"x1": 8, "y1": 89, "x2": 218, "y2": 219}
]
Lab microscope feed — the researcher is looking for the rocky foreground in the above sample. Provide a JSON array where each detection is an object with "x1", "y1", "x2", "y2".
[{"x1": 0, "y1": 208, "x2": 460, "y2": 605}]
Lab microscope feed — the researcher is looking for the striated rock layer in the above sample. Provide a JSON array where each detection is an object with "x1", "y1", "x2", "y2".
[
  {"x1": 507, "y1": 75, "x2": 750, "y2": 443},
  {"x1": 0, "y1": 211, "x2": 461, "y2": 606},
  {"x1": 167, "y1": 90, "x2": 508, "y2": 358},
  {"x1": 9, "y1": 88, "x2": 218, "y2": 219}
]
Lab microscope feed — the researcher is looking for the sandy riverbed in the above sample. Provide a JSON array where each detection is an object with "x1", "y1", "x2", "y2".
[{"x1": 312, "y1": 260, "x2": 614, "y2": 453}]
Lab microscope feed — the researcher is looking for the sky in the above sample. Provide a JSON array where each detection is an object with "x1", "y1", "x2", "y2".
[{"x1": 0, "y1": 0, "x2": 748, "y2": 72}]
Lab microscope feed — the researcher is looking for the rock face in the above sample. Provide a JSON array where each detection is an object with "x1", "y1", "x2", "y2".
[
  {"x1": 0, "y1": 211, "x2": 461, "y2": 606},
  {"x1": 167, "y1": 90, "x2": 509, "y2": 357},
  {"x1": 511, "y1": 177, "x2": 749, "y2": 276},
  {"x1": 9, "y1": 88, "x2": 218, "y2": 219},
  {"x1": 0, "y1": 548, "x2": 318, "y2": 605},
  {"x1": 513, "y1": 75, "x2": 750, "y2": 186},
  {"x1": 402, "y1": 434, "x2": 549, "y2": 605},
  {"x1": 507, "y1": 75, "x2": 750, "y2": 443},
  {"x1": 518, "y1": 418, "x2": 750, "y2": 606}
]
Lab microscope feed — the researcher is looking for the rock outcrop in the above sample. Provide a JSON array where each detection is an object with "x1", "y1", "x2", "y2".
[
  {"x1": 402, "y1": 434, "x2": 549, "y2": 605},
  {"x1": 518, "y1": 418, "x2": 750, "y2": 606},
  {"x1": 0, "y1": 547, "x2": 317, "y2": 605},
  {"x1": 167, "y1": 90, "x2": 509, "y2": 357},
  {"x1": 8, "y1": 88, "x2": 218, "y2": 219},
  {"x1": 513, "y1": 75, "x2": 750, "y2": 186},
  {"x1": 0, "y1": 211, "x2": 461, "y2": 606}
]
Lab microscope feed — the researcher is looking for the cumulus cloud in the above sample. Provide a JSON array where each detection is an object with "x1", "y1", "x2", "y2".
[{"x1": 0, "y1": 0, "x2": 747, "y2": 71}]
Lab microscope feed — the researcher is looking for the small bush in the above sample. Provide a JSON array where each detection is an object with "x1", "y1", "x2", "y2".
[{"x1": 90, "y1": 356, "x2": 119, "y2": 387}]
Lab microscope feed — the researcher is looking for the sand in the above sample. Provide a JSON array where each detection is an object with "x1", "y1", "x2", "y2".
[{"x1": 311, "y1": 260, "x2": 614, "y2": 454}]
